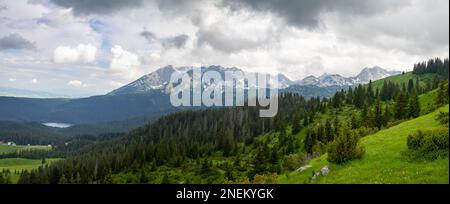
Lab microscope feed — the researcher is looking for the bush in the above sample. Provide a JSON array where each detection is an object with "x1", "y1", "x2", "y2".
[
  {"x1": 435, "y1": 111, "x2": 449, "y2": 126},
  {"x1": 407, "y1": 130, "x2": 425, "y2": 150},
  {"x1": 282, "y1": 153, "x2": 306, "y2": 171},
  {"x1": 327, "y1": 125, "x2": 365, "y2": 164},
  {"x1": 352, "y1": 127, "x2": 378, "y2": 138},
  {"x1": 406, "y1": 127, "x2": 449, "y2": 160},
  {"x1": 252, "y1": 173, "x2": 278, "y2": 184},
  {"x1": 312, "y1": 142, "x2": 327, "y2": 157}
]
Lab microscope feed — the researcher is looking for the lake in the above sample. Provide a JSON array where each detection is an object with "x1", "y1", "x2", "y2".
[{"x1": 42, "y1": 122, "x2": 73, "y2": 128}]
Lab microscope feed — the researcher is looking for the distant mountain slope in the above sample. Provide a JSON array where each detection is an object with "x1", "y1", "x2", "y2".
[
  {"x1": 0, "y1": 87, "x2": 69, "y2": 98},
  {"x1": 281, "y1": 85, "x2": 350, "y2": 99},
  {"x1": 57, "y1": 108, "x2": 189, "y2": 136},
  {"x1": 0, "y1": 91, "x2": 177, "y2": 124},
  {"x1": 0, "y1": 121, "x2": 64, "y2": 145},
  {"x1": 109, "y1": 65, "x2": 177, "y2": 95}
]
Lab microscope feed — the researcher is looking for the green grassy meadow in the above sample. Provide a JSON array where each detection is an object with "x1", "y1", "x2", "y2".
[
  {"x1": 370, "y1": 72, "x2": 438, "y2": 91},
  {"x1": 0, "y1": 158, "x2": 60, "y2": 183},
  {"x1": 280, "y1": 105, "x2": 449, "y2": 184},
  {"x1": 419, "y1": 89, "x2": 439, "y2": 115},
  {"x1": 0, "y1": 144, "x2": 57, "y2": 183},
  {"x1": 0, "y1": 144, "x2": 51, "y2": 154}
]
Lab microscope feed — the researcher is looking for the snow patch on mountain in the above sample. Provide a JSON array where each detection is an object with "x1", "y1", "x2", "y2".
[
  {"x1": 354, "y1": 66, "x2": 402, "y2": 84},
  {"x1": 108, "y1": 65, "x2": 294, "y2": 95},
  {"x1": 108, "y1": 65, "x2": 401, "y2": 95},
  {"x1": 295, "y1": 66, "x2": 401, "y2": 87}
]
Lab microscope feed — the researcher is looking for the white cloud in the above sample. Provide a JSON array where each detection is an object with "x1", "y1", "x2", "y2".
[
  {"x1": 109, "y1": 81, "x2": 124, "y2": 88},
  {"x1": 67, "y1": 80, "x2": 85, "y2": 87},
  {"x1": 53, "y1": 44, "x2": 97, "y2": 64},
  {"x1": 110, "y1": 45, "x2": 141, "y2": 80},
  {"x1": 8, "y1": 78, "x2": 16, "y2": 82}
]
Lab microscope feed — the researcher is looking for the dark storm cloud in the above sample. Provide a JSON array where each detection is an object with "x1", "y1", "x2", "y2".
[
  {"x1": 162, "y1": 34, "x2": 189, "y2": 49},
  {"x1": 223, "y1": 0, "x2": 408, "y2": 29},
  {"x1": 150, "y1": 0, "x2": 410, "y2": 53},
  {"x1": 140, "y1": 30, "x2": 188, "y2": 49},
  {"x1": 0, "y1": 33, "x2": 35, "y2": 51},
  {"x1": 196, "y1": 29, "x2": 263, "y2": 53},
  {"x1": 154, "y1": 0, "x2": 197, "y2": 13},
  {"x1": 153, "y1": 0, "x2": 270, "y2": 53},
  {"x1": 49, "y1": 0, "x2": 144, "y2": 15},
  {"x1": 140, "y1": 30, "x2": 158, "y2": 42}
]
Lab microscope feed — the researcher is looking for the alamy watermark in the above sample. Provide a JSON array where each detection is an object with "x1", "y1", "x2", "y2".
[{"x1": 168, "y1": 67, "x2": 279, "y2": 117}]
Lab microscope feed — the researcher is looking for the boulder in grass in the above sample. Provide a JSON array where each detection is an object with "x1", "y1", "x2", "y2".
[
  {"x1": 297, "y1": 165, "x2": 312, "y2": 172},
  {"x1": 321, "y1": 166, "x2": 330, "y2": 175}
]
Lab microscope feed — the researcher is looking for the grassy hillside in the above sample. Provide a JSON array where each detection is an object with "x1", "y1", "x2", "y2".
[
  {"x1": 0, "y1": 144, "x2": 51, "y2": 154},
  {"x1": 370, "y1": 72, "x2": 438, "y2": 91},
  {"x1": 0, "y1": 158, "x2": 60, "y2": 183},
  {"x1": 280, "y1": 105, "x2": 449, "y2": 184},
  {"x1": 419, "y1": 89, "x2": 439, "y2": 115}
]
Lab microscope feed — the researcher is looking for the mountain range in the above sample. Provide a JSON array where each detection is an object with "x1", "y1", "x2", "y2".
[
  {"x1": 0, "y1": 65, "x2": 401, "y2": 137},
  {"x1": 108, "y1": 65, "x2": 401, "y2": 96},
  {"x1": 108, "y1": 65, "x2": 293, "y2": 96},
  {"x1": 0, "y1": 65, "x2": 400, "y2": 99},
  {"x1": 295, "y1": 66, "x2": 402, "y2": 87}
]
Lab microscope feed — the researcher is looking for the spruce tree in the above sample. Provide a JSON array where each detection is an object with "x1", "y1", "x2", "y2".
[
  {"x1": 355, "y1": 84, "x2": 365, "y2": 108},
  {"x1": 383, "y1": 104, "x2": 391, "y2": 126},
  {"x1": 253, "y1": 145, "x2": 267, "y2": 174},
  {"x1": 366, "y1": 107, "x2": 375, "y2": 128},
  {"x1": 325, "y1": 119, "x2": 333, "y2": 142},
  {"x1": 292, "y1": 114, "x2": 302, "y2": 134},
  {"x1": 327, "y1": 123, "x2": 365, "y2": 164},
  {"x1": 407, "y1": 79, "x2": 414, "y2": 93},
  {"x1": 415, "y1": 77, "x2": 421, "y2": 94},
  {"x1": 374, "y1": 98, "x2": 383, "y2": 129},
  {"x1": 380, "y1": 80, "x2": 388, "y2": 101},
  {"x1": 350, "y1": 113, "x2": 360, "y2": 129},
  {"x1": 367, "y1": 81, "x2": 374, "y2": 104},
  {"x1": 394, "y1": 92, "x2": 408, "y2": 120},
  {"x1": 219, "y1": 128, "x2": 235, "y2": 156},
  {"x1": 408, "y1": 90, "x2": 420, "y2": 118},
  {"x1": 361, "y1": 100, "x2": 369, "y2": 121},
  {"x1": 304, "y1": 130, "x2": 314, "y2": 154}
]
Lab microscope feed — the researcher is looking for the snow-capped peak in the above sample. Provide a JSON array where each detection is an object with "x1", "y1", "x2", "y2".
[
  {"x1": 108, "y1": 65, "x2": 294, "y2": 95},
  {"x1": 355, "y1": 66, "x2": 402, "y2": 84},
  {"x1": 295, "y1": 66, "x2": 401, "y2": 87}
]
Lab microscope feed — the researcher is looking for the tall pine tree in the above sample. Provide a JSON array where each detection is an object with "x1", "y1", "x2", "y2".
[
  {"x1": 408, "y1": 90, "x2": 420, "y2": 118},
  {"x1": 374, "y1": 98, "x2": 383, "y2": 130}
]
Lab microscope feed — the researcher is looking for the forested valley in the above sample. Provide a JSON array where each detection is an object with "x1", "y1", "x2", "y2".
[{"x1": 1, "y1": 58, "x2": 448, "y2": 184}]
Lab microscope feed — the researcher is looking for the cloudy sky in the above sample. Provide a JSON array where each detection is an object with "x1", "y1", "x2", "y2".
[{"x1": 0, "y1": 0, "x2": 448, "y2": 97}]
